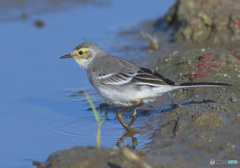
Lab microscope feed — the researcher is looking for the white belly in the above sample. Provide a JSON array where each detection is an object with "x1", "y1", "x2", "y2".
[{"x1": 96, "y1": 85, "x2": 174, "y2": 106}]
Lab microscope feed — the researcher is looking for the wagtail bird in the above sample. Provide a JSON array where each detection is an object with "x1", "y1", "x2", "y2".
[{"x1": 60, "y1": 42, "x2": 231, "y2": 132}]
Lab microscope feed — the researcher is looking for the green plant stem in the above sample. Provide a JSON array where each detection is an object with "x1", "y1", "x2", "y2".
[
  {"x1": 168, "y1": 92, "x2": 174, "y2": 105},
  {"x1": 97, "y1": 125, "x2": 101, "y2": 150},
  {"x1": 85, "y1": 91, "x2": 100, "y2": 123},
  {"x1": 85, "y1": 90, "x2": 103, "y2": 150}
]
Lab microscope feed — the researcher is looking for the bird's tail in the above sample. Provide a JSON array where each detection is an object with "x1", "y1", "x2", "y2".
[
  {"x1": 164, "y1": 82, "x2": 232, "y2": 93},
  {"x1": 177, "y1": 82, "x2": 232, "y2": 87},
  {"x1": 152, "y1": 82, "x2": 231, "y2": 97}
]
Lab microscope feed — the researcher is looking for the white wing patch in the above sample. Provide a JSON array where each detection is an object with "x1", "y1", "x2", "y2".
[
  {"x1": 97, "y1": 73, "x2": 114, "y2": 79},
  {"x1": 97, "y1": 72, "x2": 137, "y2": 85}
]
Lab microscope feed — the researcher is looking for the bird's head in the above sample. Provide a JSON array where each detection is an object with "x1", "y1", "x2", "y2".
[{"x1": 60, "y1": 42, "x2": 105, "y2": 69}]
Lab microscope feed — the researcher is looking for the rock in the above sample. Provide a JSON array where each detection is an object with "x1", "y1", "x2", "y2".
[{"x1": 164, "y1": 0, "x2": 240, "y2": 45}]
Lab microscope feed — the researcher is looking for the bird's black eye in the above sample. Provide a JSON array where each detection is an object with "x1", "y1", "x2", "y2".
[{"x1": 78, "y1": 50, "x2": 84, "y2": 55}]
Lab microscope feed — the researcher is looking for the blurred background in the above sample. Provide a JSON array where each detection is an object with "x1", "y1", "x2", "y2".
[{"x1": 0, "y1": 0, "x2": 175, "y2": 167}]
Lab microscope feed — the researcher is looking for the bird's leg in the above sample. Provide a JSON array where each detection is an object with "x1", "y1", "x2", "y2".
[
  {"x1": 121, "y1": 112, "x2": 132, "y2": 119},
  {"x1": 121, "y1": 100, "x2": 144, "y2": 119},
  {"x1": 116, "y1": 100, "x2": 144, "y2": 132},
  {"x1": 117, "y1": 107, "x2": 131, "y2": 129},
  {"x1": 128, "y1": 108, "x2": 137, "y2": 127},
  {"x1": 128, "y1": 100, "x2": 144, "y2": 127}
]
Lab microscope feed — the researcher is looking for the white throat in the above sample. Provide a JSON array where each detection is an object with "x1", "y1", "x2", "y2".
[{"x1": 74, "y1": 57, "x2": 92, "y2": 70}]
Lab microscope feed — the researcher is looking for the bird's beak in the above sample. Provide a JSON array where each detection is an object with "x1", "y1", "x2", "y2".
[
  {"x1": 60, "y1": 50, "x2": 78, "y2": 59},
  {"x1": 60, "y1": 53, "x2": 74, "y2": 59}
]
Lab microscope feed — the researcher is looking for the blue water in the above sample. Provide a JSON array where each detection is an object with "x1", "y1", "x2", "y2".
[{"x1": 0, "y1": 0, "x2": 175, "y2": 167}]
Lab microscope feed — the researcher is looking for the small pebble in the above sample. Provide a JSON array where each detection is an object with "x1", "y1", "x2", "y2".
[{"x1": 35, "y1": 20, "x2": 45, "y2": 28}]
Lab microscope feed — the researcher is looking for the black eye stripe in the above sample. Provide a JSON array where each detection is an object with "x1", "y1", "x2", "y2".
[{"x1": 79, "y1": 51, "x2": 84, "y2": 55}]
